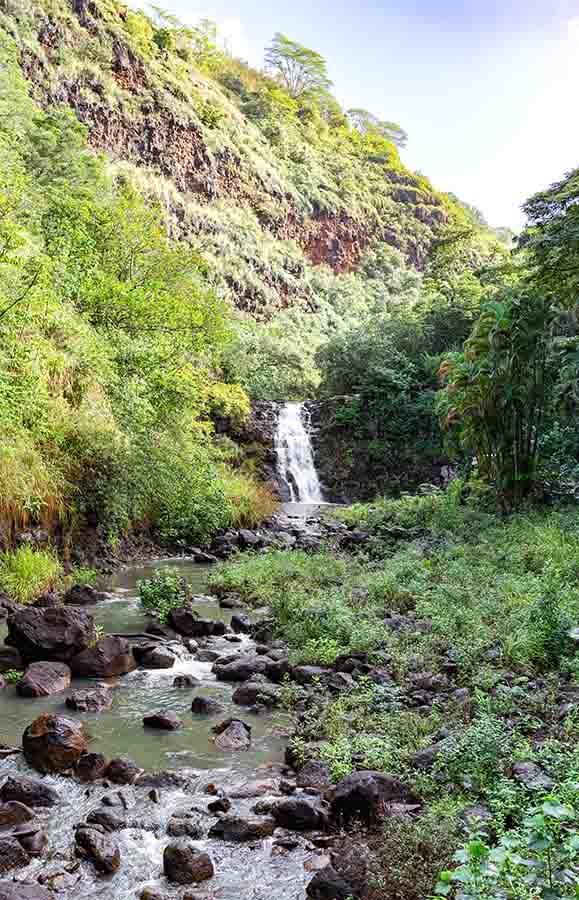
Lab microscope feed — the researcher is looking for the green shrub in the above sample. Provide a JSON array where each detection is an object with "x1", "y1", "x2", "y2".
[
  {"x1": 3, "y1": 669, "x2": 24, "y2": 684},
  {"x1": 138, "y1": 567, "x2": 191, "y2": 622},
  {"x1": 0, "y1": 546, "x2": 63, "y2": 604}
]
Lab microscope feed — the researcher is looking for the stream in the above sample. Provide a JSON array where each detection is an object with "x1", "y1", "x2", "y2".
[{"x1": 0, "y1": 556, "x2": 315, "y2": 899}]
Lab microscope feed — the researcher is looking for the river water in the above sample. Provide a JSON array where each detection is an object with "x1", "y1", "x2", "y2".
[{"x1": 0, "y1": 556, "x2": 318, "y2": 897}]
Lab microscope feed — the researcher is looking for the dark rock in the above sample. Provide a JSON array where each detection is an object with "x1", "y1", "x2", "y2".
[
  {"x1": 70, "y1": 635, "x2": 135, "y2": 677},
  {"x1": 0, "y1": 835, "x2": 30, "y2": 872},
  {"x1": 163, "y1": 843, "x2": 214, "y2": 884},
  {"x1": 173, "y1": 674, "x2": 197, "y2": 688},
  {"x1": 134, "y1": 770, "x2": 192, "y2": 790},
  {"x1": 0, "y1": 801, "x2": 34, "y2": 827},
  {"x1": 166, "y1": 815, "x2": 204, "y2": 839},
  {"x1": 63, "y1": 584, "x2": 105, "y2": 605},
  {"x1": 512, "y1": 761, "x2": 555, "y2": 791},
  {"x1": 23, "y1": 713, "x2": 87, "y2": 774},
  {"x1": 66, "y1": 685, "x2": 113, "y2": 713},
  {"x1": 168, "y1": 608, "x2": 225, "y2": 638},
  {"x1": 143, "y1": 711, "x2": 183, "y2": 730},
  {"x1": 16, "y1": 661, "x2": 71, "y2": 698},
  {"x1": 411, "y1": 742, "x2": 445, "y2": 771},
  {"x1": 292, "y1": 665, "x2": 329, "y2": 685},
  {"x1": 0, "y1": 883, "x2": 51, "y2": 900},
  {"x1": 195, "y1": 648, "x2": 221, "y2": 662},
  {"x1": 232, "y1": 682, "x2": 280, "y2": 707},
  {"x1": 230, "y1": 613, "x2": 252, "y2": 634},
  {"x1": 209, "y1": 814, "x2": 275, "y2": 841},
  {"x1": 339, "y1": 530, "x2": 370, "y2": 549},
  {"x1": 238, "y1": 529, "x2": 262, "y2": 549},
  {"x1": 191, "y1": 696, "x2": 224, "y2": 716},
  {"x1": 0, "y1": 775, "x2": 58, "y2": 808},
  {"x1": 6, "y1": 606, "x2": 97, "y2": 664},
  {"x1": 307, "y1": 865, "x2": 357, "y2": 899},
  {"x1": 330, "y1": 771, "x2": 415, "y2": 825},
  {"x1": 324, "y1": 672, "x2": 354, "y2": 693},
  {"x1": 0, "y1": 646, "x2": 22, "y2": 674},
  {"x1": 134, "y1": 643, "x2": 176, "y2": 669},
  {"x1": 213, "y1": 654, "x2": 268, "y2": 682},
  {"x1": 14, "y1": 826, "x2": 47, "y2": 857},
  {"x1": 75, "y1": 825, "x2": 121, "y2": 873},
  {"x1": 297, "y1": 761, "x2": 331, "y2": 790},
  {"x1": 32, "y1": 591, "x2": 61, "y2": 609},
  {"x1": 273, "y1": 796, "x2": 326, "y2": 830},
  {"x1": 218, "y1": 595, "x2": 244, "y2": 609},
  {"x1": 76, "y1": 752, "x2": 108, "y2": 782},
  {"x1": 145, "y1": 622, "x2": 179, "y2": 641},
  {"x1": 87, "y1": 809, "x2": 126, "y2": 832},
  {"x1": 106, "y1": 758, "x2": 141, "y2": 785},
  {"x1": 265, "y1": 657, "x2": 292, "y2": 683},
  {"x1": 207, "y1": 796, "x2": 231, "y2": 814},
  {"x1": 212, "y1": 718, "x2": 251, "y2": 751}
]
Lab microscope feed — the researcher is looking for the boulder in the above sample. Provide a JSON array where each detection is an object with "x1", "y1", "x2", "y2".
[
  {"x1": 0, "y1": 836, "x2": 29, "y2": 873},
  {"x1": 168, "y1": 608, "x2": 226, "y2": 638},
  {"x1": 209, "y1": 815, "x2": 275, "y2": 842},
  {"x1": 13, "y1": 826, "x2": 47, "y2": 858},
  {"x1": 230, "y1": 613, "x2": 252, "y2": 634},
  {"x1": 66, "y1": 685, "x2": 113, "y2": 713},
  {"x1": 75, "y1": 825, "x2": 121, "y2": 874},
  {"x1": 0, "y1": 884, "x2": 51, "y2": 900},
  {"x1": 207, "y1": 796, "x2": 231, "y2": 813},
  {"x1": 0, "y1": 775, "x2": 58, "y2": 808},
  {"x1": 191, "y1": 696, "x2": 224, "y2": 716},
  {"x1": 163, "y1": 843, "x2": 214, "y2": 884},
  {"x1": 5, "y1": 607, "x2": 96, "y2": 663},
  {"x1": 0, "y1": 801, "x2": 34, "y2": 827},
  {"x1": 23, "y1": 713, "x2": 88, "y2": 774},
  {"x1": 63, "y1": 584, "x2": 106, "y2": 605},
  {"x1": 213, "y1": 655, "x2": 268, "y2": 682},
  {"x1": 330, "y1": 771, "x2": 414, "y2": 825},
  {"x1": 265, "y1": 657, "x2": 292, "y2": 683},
  {"x1": 133, "y1": 643, "x2": 176, "y2": 669},
  {"x1": 307, "y1": 866, "x2": 357, "y2": 899},
  {"x1": 17, "y1": 661, "x2": 71, "y2": 697},
  {"x1": 411, "y1": 742, "x2": 444, "y2": 771},
  {"x1": 145, "y1": 622, "x2": 179, "y2": 641},
  {"x1": 76, "y1": 752, "x2": 108, "y2": 782},
  {"x1": 173, "y1": 674, "x2": 197, "y2": 688},
  {"x1": 297, "y1": 761, "x2": 331, "y2": 790},
  {"x1": 512, "y1": 761, "x2": 555, "y2": 791},
  {"x1": 0, "y1": 646, "x2": 22, "y2": 674},
  {"x1": 292, "y1": 665, "x2": 329, "y2": 685},
  {"x1": 106, "y1": 757, "x2": 141, "y2": 784},
  {"x1": 232, "y1": 682, "x2": 280, "y2": 708},
  {"x1": 86, "y1": 809, "x2": 126, "y2": 832},
  {"x1": 273, "y1": 796, "x2": 327, "y2": 831},
  {"x1": 166, "y1": 815, "x2": 205, "y2": 839},
  {"x1": 212, "y1": 718, "x2": 251, "y2": 751},
  {"x1": 70, "y1": 635, "x2": 135, "y2": 678},
  {"x1": 143, "y1": 711, "x2": 183, "y2": 731}
]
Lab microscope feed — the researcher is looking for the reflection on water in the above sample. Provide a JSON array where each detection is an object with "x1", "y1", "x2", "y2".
[{"x1": 0, "y1": 558, "x2": 287, "y2": 771}]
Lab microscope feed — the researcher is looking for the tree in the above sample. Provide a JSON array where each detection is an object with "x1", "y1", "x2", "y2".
[
  {"x1": 264, "y1": 33, "x2": 332, "y2": 101},
  {"x1": 521, "y1": 167, "x2": 579, "y2": 308},
  {"x1": 437, "y1": 289, "x2": 553, "y2": 509},
  {"x1": 347, "y1": 108, "x2": 408, "y2": 148}
]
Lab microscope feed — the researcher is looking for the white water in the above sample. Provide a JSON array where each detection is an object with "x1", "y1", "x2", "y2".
[{"x1": 275, "y1": 402, "x2": 323, "y2": 503}]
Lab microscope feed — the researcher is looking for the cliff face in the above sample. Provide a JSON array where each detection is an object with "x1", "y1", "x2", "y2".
[{"x1": 2, "y1": 0, "x2": 456, "y2": 316}]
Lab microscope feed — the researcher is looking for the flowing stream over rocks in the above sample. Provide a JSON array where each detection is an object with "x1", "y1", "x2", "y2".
[{"x1": 0, "y1": 557, "x2": 322, "y2": 899}]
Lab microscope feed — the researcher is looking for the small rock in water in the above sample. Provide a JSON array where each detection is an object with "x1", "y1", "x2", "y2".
[
  {"x1": 76, "y1": 752, "x2": 108, "y2": 782},
  {"x1": 0, "y1": 801, "x2": 34, "y2": 827},
  {"x1": 0, "y1": 775, "x2": 58, "y2": 809},
  {"x1": 66, "y1": 685, "x2": 113, "y2": 713},
  {"x1": 306, "y1": 866, "x2": 357, "y2": 899},
  {"x1": 22, "y1": 713, "x2": 87, "y2": 774},
  {"x1": 208, "y1": 796, "x2": 231, "y2": 814},
  {"x1": 143, "y1": 711, "x2": 183, "y2": 730},
  {"x1": 106, "y1": 757, "x2": 141, "y2": 784},
  {"x1": 191, "y1": 696, "x2": 224, "y2": 716},
  {"x1": 166, "y1": 815, "x2": 205, "y2": 839},
  {"x1": 173, "y1": 674, "x2": 197, "y2": 688},
  {"x1": 75, "y1": 825, "x2": 121, "y2": 874},
  {"x1": 86, "y1": 809, "x2": 126, "y2": 832},
  {"x1": 212, "y1": 718, "x2": 252, "y2": 751},
  {"x1": 163, "y1": 843, "x2": 214, "y2": 883},
  {"x1": 0, "y1": 835, "x2": 30, "y2": 872},
  {"x1": 14, "y1": 825, "x2": 47, "y2": 857},
  {"x1": 0, "y1": 883, "x2": 52, "y2": 899},
  {"x1": 208, "y1": 815, "x2": 275, "y2": 842},
  {"x1": 17, "y1": 661, "x2": 71, "y2": 697}
]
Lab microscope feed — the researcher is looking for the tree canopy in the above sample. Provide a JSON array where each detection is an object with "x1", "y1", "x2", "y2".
[{"x1": 265, "y1": 33, "x2": 332, "y2": 100}]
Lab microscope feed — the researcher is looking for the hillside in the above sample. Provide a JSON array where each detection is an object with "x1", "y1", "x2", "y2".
[{"x1": 1, "y1": 0, "x2": 499, "y2": 319}]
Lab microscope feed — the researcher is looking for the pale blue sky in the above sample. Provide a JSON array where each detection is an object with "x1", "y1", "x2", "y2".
[{"x1": 133, "y1": 1, "x2": 579, "y2": 228}]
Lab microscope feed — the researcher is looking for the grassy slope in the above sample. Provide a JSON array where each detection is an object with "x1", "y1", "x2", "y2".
[
  {"x1": 0, "y1": 0, "x2": 485, "y2": 317},
  {"x1": 209, "y1": 489, "x2": 579, "y2": 897}
]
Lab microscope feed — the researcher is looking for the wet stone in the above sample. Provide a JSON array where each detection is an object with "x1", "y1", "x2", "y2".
[
  {"x1": 143, "y1": 710, "x2": 183, "y2": 730},
  {"x1": 0, "y1": 775, "x2": 58, "y2": 808},
  {"x1": 163, "y1": 843, "x2": 214, "y2": 884},
  {"x1": 0, "y1": 835, "x2": 30, "y2": 872},
  {"x1": 75, "y1": 825, "x2": 121, "y2": 874}
]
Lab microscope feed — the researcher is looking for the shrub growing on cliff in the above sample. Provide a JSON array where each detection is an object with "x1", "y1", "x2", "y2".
[{"x1": 0, "y1": 546, "x2": 63, "y2": 604}]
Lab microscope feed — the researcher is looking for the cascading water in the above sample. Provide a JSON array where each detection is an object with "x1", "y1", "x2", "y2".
[{"x1": 275, "y1": 402, "x2": 323, "y2": 503}]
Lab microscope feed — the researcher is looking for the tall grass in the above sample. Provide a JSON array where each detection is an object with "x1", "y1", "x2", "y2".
[
  {"x1": 0, "y1": 545, "x2": 63, "y2": 604},
  {"x1": 221, "y1": 470, "x2": 278, "y2": 528}
]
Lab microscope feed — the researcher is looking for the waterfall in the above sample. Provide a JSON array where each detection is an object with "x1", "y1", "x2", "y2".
[{"x1": 275, "y1": 402, "x2": 323, "y2": 503}]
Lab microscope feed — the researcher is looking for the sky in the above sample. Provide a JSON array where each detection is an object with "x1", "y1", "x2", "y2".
[{"x1": 132, "y1": 0, "x2": 579, "y2": 229}]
